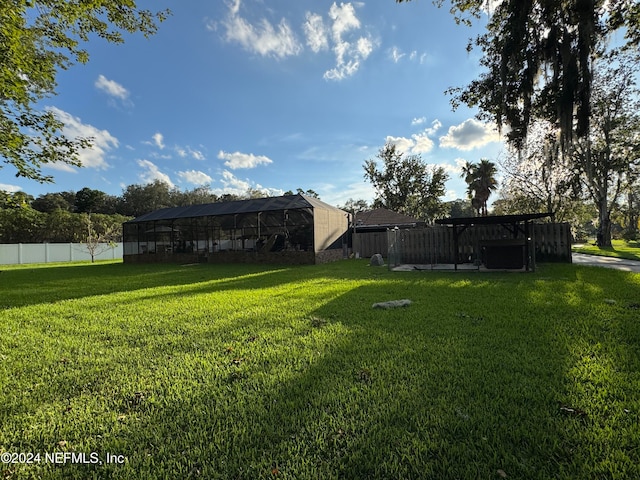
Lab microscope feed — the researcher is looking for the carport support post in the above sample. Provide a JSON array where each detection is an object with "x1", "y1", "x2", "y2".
[
  {"x1": 257, "y1": 212, "x2": 261, "y2": 243},
  {"x1": 524, "y1": 220, "x2": 530, "y2": 271},
  {"x1": 530, "y1": 221, "x2": 536, "y2": 272},
  {"x1": 453, "y1": 225, "x2": 459, "y2": 271}
]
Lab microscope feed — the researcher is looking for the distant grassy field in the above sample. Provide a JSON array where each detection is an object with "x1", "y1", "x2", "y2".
[
  {"x1": 1, "y1": 260, "x2": 639, "y2": 479},
  {"x1": 573, "y1": 239, "x2": 640, "y2": 261}
]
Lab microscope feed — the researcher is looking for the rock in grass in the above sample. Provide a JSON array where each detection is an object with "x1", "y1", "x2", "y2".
[
  {"x1": 370, "y1": 254, "x2": 384, "y2": 266},
  {"x1": 372, "y1": 299, "x2": 412, "y2": 309}
]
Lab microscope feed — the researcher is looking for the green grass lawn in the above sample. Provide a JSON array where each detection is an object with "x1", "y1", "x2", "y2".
[
  {"x1": 1, "y1": 260, "x2": 639, "y2": 479},
  {"x1": 573, "y1": 239, "x2": 640, "y2": 261}
]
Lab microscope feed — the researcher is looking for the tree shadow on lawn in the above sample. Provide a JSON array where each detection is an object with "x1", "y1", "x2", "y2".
[
  {"x1": 5, "y1": 265, "x2": 640, "y2": 479},
  {"x1": 0, "y1": 261, "x2": 358, "y2": 309},
  {"x1": 40, "y1": 274, "x2": 580, "y2": 477},
  {"x1": 124, "y1": 267, "x2": 636, "y2": 479}
]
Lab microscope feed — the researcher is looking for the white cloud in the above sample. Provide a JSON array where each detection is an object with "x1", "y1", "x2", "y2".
[
  {"x1": 390, "y1": 46, "x2": 405, "y2": 63},
  {"x1": 482, "y1": 0, "x2": 503, "y2": 15},
  {"x1": 436, "y1": 158, "x2": 467, "y2": 176},
  {"x1": 425, "y1": 119, "x2": 442, "y2": 136},
  {"x1": 214, "y1": 170, "x2": 283, "y2": 197},
  {"x1": 229, "y1": 0, "x2": 240, "y2": 16},
  {"x1": 323, "y1": 180, "x2": 376, "y2": 207},
  {"x1": 390, "y1": 49, "x2": 428, "y2": 65},
  {"x1": 444, "y1": 189, "x2": 459, "y2": 201},
  {"x1": 323, "y1": 2, "x2": 376, "y2": 81},
  {"x1": 385, "y1": 127, "x2": 437, "y2": 155},
  {"x1": 411, "y1": 116, "x2": 426, "y2": 126},
  {"x1": 178, "y1": 170, "x2": 213, "y2": 185},
  {"x1": 408, "y1": 50, "x2": 428, "y2": 64},
  {"x1": 330, "y1": 2, "x2": 360, "y2": 37},
  {"x1": 454, "y1": 157, "x2": 468, "y2": 173},
  {"x1": 219, "y1": 0, "x2": 302, "y2": 59},
  {"x1": 188, "y1": 147, "x2": 205, "y2": 161},
  {"x1": 439, "y1": 118, "x2": 501, "y2": 150},
  {"x1": 176, "y1": 145, "x2": 205, "y2": 160},
  {"x1": 410, "y1": 132, "x2": 435, "y2": 154},
  {"x1": 356, "y1": 37, "x2": 374, "y2": 57},
  {"x1": 385, "y1": 136, "x2": 414, "y2": 154},
  {"x1": 94, "y1": 75, "x2": 130, "y2": 101},
  {"x1": 137, "y1": 159, "x2": 174, "y2": 187},
  {"x1": 303, "y1": 12, "x2": 329, "y2": 52},
  {"x1": 213, "y1": 1, "x2": 374, "y2": 79},
  {"x1": 152, "y1": 132, "x2": 165, "y2": 149},
  {"x1": 217, "y1": 150, "x2": 273, "y2": 169},
  {"x1": 48, "y1": 107, "x2": 117, "y2": 171},
  {"x1": 220, "y1": 170, "x2": 251, "y2": 193},
  {"x1": 0, "y1": 183, "x2": 22, "y2": 193}
]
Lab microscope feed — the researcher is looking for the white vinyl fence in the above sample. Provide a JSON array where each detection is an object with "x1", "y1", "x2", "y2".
[{"x1": 0, "y1": 243, "x2": 123, "y2": 265}]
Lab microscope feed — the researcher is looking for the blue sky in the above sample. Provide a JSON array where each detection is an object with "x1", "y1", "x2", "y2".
[{"x1": 3, "y1": 0, "x2": 506, "y2": 207}]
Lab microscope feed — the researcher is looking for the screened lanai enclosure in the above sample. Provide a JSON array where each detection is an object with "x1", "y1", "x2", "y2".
[{"x1": 123, "y1": 195, "x2": 348, "y2": 264}]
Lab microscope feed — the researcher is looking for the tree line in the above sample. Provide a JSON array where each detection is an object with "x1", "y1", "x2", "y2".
[{"x1": 0, "y1": 183, "x2": 325, "y2": 244}]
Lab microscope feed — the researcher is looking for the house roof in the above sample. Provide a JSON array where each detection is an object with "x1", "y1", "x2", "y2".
[
  {"x1": 354, "y1": 208, "x2": 420, "y2": 227},
  {"x1": 125, "y1": 194, "x2": 345, "y2": 223}
]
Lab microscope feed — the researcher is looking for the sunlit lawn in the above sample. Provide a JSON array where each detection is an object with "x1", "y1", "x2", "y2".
[
  {"x1": 1, "y1": 260, "x2": 639, "y2": 479},
  {"x1": 573, "y1": 239, "x2": 640, "y2": 261}
]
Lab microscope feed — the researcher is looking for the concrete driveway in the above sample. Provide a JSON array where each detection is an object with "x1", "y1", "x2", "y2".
[{"x1": 572, "y1": 253, "x2": 640, "y2": 272}]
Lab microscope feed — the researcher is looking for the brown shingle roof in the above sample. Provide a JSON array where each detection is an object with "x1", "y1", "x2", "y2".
[{"x1": 354, "y1": 208, "x2": 420, "y2": 227}]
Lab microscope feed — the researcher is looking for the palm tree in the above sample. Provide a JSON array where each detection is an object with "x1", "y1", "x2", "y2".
[{"x1": 460, "y1": 159, "x2": 499, "y2": 216}]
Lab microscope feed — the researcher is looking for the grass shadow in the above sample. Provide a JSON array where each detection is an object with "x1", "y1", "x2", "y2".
[
  {"x1": 0, "y1": 261, "x2": 364, "y2": 309},
  {"x1": 2, "y1": 263, "x2": 639, "y2": 479}
]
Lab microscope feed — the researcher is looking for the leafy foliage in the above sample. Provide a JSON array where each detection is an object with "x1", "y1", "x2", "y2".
[
  {"x1": 397, "y1": 0, "x2": 639, "y2": 150},
  {"x1": 570, "y1": 52, "x2": 640, "y2": 247},
  {"x1": 0, "y1": 203, "x2": 128, "y2": 244},
  {"x1": 363, "y1": 143, "x2": 448, "y2": 221},
  {"x1": 81, "y1": 214, "x2": 119, "y2": 262},
  {"x1": 283, "y1": 188, "x2": 321, "y2": 198},
  {"x1": 0, "y1": 1, "x2": 170, "y2": 182},
  {"x1": 338, "y1": 198, "x2": 371, "y2": 215},
  {"x1": 460, "y1": 159, "x2": 498, "y2": 216},
  {"x1": 444, "y1": 198, "x2": 476, "y2": 218},
  {"x1": 498, "y1": 119, "x2": 574, "y2": 220}
]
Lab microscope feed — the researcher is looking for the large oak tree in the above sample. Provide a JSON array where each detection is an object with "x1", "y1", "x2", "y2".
[{"x1": 396, "y1": 0, "x2": 639, "y2": 150}]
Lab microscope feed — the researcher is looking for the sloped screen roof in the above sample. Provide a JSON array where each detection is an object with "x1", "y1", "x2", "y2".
[{"x1": 125, "y1": 194, "x2": 344, "y2": 223}]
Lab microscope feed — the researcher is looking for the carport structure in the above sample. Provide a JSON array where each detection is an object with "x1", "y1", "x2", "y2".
[{"x1": 435, "y1": 212, "x2": 553, "y2": 271}]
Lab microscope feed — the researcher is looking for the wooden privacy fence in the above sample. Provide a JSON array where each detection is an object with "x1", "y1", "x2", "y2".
[
  {"x1": 352, "y1": 231, "x2": 387, "y2": 259},
  {"x1": 354, "y1": 223, "x2": 572, "y2": 265}
]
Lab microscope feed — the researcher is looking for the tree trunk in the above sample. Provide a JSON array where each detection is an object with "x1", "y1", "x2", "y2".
[
  {"x1": 627, "y1": 191, "x2": 639, "y2": 240},
  {"x1": 597, "y1": 197, "x2": 612, "y2": 247}
]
